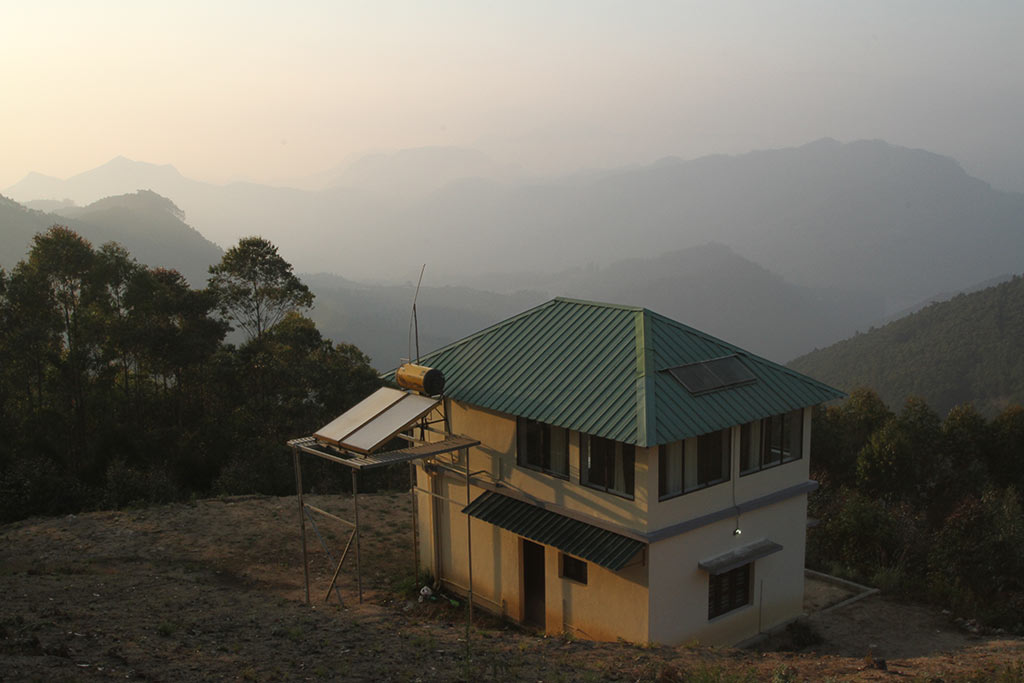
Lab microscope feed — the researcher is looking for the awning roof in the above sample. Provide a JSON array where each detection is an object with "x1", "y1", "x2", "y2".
[
  {"x1": 463, "y1": 491, "x2": 645, "y2": 571},
  {"x1": 698, "y1": 539, "x2": 783, "y2": 575}
]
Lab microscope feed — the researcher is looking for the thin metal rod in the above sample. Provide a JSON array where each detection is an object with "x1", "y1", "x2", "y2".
[
  {"x1": 465, "y1": 448, "x2": 474, "y2": 625},
  {"x1": 323, "y1": 529, "x2": 356, "y2": 603},
  {"x1": 464, "y1": 447, "x2": 474, "y2": 667},
  {"x1": 304, "y1": 507, "x2": 345, "y2": 605},
  {"x1": 303, "y1": 503, "x2": 356, "y2": 528},
  {"x1": 410, "y1": 461, "x2": 419, "y2": 588},
  {"x1": 293, "y1": 448, "x2": 310, "y2": 605},
  {"x1": 352, "y1": 469, "x2": 362, "y2": 604}
]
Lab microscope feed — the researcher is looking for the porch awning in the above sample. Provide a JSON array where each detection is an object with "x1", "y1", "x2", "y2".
[
  {"x1": 698, "y1": 539, "x2": 783, "y2": 575},
  {"x1": 463, "y1": 491, "x2": 645, "y2": 571}
]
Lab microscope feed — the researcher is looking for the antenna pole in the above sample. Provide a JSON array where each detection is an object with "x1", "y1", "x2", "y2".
[{"x1": 408, "y1": 264, "x2": 426, "y2": 364}]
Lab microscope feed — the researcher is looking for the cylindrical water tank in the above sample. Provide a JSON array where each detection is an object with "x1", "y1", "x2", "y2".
[{"x1": 396, "y1": 363, "x2": 445, "y2": 395}]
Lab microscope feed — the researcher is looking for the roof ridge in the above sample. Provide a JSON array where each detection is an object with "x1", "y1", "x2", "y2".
[
  {"x1": 553, "y1": 296, "x2": 645, "y2": 312},
  {"x1": 634, "y1": 309, "x2": 657, "y2": 446}
]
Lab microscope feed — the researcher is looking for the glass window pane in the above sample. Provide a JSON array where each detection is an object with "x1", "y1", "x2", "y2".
[
  {"x1": 785, "y1": 410, "x2": 803, "y2": 462},
  {"x1": 659, "y1": 442, "x2": 683, "y2": 498},
  {"x1": 550, "y1": 426, "x2": 568, "y2": 475}
]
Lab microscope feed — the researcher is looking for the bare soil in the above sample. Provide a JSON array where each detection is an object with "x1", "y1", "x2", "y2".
[{"x1": 1, "y1": 492, "x2": 1022, "y2": 681}]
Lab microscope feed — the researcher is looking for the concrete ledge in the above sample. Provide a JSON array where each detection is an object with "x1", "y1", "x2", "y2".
[{"x1": 804, "y1": 568, "x2": 880, "y2": 614}]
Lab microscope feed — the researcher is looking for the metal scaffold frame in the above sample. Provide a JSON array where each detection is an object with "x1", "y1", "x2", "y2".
[{"x1": 286, "y1": 404, "x2": 479, "y2": 607}]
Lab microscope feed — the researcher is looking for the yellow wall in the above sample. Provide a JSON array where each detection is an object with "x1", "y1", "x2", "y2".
[
  {"x1": 414, "y1": 402, "x2": 811, "y2": 646},
  {"x1": 444, "y1": 400, "x2": 653, "y2": 533}
]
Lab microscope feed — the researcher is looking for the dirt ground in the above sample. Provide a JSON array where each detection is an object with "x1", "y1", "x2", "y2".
[{"x1": 2, "y1": 492, "x2": 1022, "y2": 681}]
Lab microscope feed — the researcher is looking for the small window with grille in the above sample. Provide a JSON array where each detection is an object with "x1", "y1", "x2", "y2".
[{"x1": 708, "y1": 563, "x2": 751, "y2": 619}]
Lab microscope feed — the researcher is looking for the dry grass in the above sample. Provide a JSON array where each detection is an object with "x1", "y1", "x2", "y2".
[{"x1": 1, "y1": 492, "x2": 1022, "y2": 681}]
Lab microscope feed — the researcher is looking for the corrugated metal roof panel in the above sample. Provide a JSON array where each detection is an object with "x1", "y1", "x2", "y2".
[
  {"x1": 463, "y1": 491, "x2": 645, "y2": 571},
  {"x1": 384, "y1": 297, "x2": 844, "y2": 446}
]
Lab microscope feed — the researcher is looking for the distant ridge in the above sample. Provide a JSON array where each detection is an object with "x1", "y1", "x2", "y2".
[
  {"x1": 0, "y1": 191, "x2": 221, "y2": 286},
  {"x1": 788, "y1": 275, "x2": 1024, "y2": 416}
]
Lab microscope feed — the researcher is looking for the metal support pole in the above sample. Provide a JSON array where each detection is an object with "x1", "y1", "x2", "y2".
[
  {"x1": 465, "y1": 448, "x2": 474, "y2": 625},
  {"x1": 293, "y1": 448, "x2": 310, "y2": 605},
  {"x1": 352, "y1": 469, "x2": 363, "y2": 604},
  {"x1": 410, "y1": 461, "x2": 420, "y2": 587}
]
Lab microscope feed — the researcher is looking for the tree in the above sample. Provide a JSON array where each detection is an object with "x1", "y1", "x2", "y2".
[
  {"x1": 856, "y1": 396, "x2": 941, "y2": 504},
  {"x1": 207, "y1": 237, "x2": 313, "y2": 341}
]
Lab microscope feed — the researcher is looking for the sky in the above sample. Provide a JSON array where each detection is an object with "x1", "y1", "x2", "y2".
[{"x1": 2, "y1": 1, "x2": 1022, "y2": 191}]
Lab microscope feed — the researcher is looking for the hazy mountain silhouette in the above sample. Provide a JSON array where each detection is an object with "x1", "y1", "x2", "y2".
[
  {"x1": 532, "y1": 243, "x2": 883, "y2": 361},
  {"x1": 0, "y1": 191, "x2": 221, "y2": 286},
  {"x1": 788, "y1": 274, "x2": 1024, "y2": 416},
  {"x1": 2, "y1": 192, "x2": 885, "y2": 367},
  {"x1": 7, "y1": 139, "x2": 1021, "y2": 326}
]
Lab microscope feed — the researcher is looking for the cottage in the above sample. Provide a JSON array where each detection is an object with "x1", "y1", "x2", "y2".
[{"x1": 396, "y1": 297, "x2": 842, "y2": 645}]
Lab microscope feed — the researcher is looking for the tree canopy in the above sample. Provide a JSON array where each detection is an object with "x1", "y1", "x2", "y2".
[
  {"x1": 0, "y1": 228, "x2": 380, "y2": 522},
  {"x1": 207, "y1": 236, "x2": 314, "y2": 341}
]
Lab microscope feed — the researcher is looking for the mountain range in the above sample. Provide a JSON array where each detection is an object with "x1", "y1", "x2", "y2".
[
  {"x1": 8, "y1": 139, "x2": 1023, "y2": 316},
  {"x1": 0, "y1": 191, "x2": 882, "y2": 367},
  {"x1": 4, "y1": 138, "x2": 1022, "y2": 375}
]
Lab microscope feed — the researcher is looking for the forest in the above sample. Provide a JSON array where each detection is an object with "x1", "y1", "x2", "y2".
[
  {"x1": 0, "y1": 226, "x2": 382, "y2": 523},
  {"x1": 807, "y1": 389, "x2": 1024, "y2": 631}
]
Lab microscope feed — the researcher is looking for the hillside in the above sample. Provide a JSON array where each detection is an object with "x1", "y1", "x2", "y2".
[
  {"x1": 7, "y1": 140, "x2": 1023, "y2": 314},
  {"x1": 0, "y1": 191, "x2": 222, "y2": 287},
  {"x1": 788, "y1": 275, "x2": 1024, "y2": 416},
  {"x1": 2, "y1": 493, "x2": 1021, "y2": 681}
]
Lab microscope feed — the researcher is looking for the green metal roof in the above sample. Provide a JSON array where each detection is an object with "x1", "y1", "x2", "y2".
[
  {"x1": 388, "y1": 297, "x2": 844, "y2": 447},
  {"x1": 463, "y1": 491, "x2": 645, "y2": 571}
]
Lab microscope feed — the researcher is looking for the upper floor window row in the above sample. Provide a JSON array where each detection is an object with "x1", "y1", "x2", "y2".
[
  {"x1": 659, "y1": 427, "x2": 731, "y2": 500},
  {"x1": 516, "y1": 417, "x2": 569, "y2": 479},
  {"x1": 581, "y1": 434, "x2": 635, "y2": 500},
  {"x1": 516, "y1": 418, "x2": 635, "y2": 498},
  {"x1": 740, "y1": 410, "x2": 803, "y2": 475}
]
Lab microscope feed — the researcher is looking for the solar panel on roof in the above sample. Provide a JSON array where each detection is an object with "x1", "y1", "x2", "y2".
[
  {"x1": 669, "y1": 363, "x2": 720, "y2": 394},
  {"x1": 704, "y1": 356, "x2": 756, "y2": 386},
  {"x1": 666, "y1": 355, "x2": 757, "y2": 395}
]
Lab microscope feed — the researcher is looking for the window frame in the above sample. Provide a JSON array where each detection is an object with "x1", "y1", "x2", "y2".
[
  {"x1": 708, "y1": 563, "x2": 752, "y2": 619},
  {"x1": 560, "y1": 553, "x2": 588, "y2": 585},
  {"x1": 580, "y1": 434, "x2": 635, "y2": 499},
  {"x1": 658, "y1": 428, "x2": 732, "y2": 501},
  {"x1": 516, "y1": 417, "x2": 570, "y2": 480},
  {"x1": 740, "y1": 409, "x2": 804, "y2": 476}
]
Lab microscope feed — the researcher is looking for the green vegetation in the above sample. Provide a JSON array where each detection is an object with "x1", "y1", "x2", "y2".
[
  {"x1": 808, "y1": 389, "x2": 1024, "y2": 631},
  {"x1": 790, "y1": 275, "x2": 1024, "y2": 416},
  {"x1": 0, "y1": 226, "x2": 381, "y2": 522}
]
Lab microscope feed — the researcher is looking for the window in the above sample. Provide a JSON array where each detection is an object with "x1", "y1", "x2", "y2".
[
  {"x1": 561, "y1": 554, "x2": 588, "y2": 584},
  {"x1": 581, "y1": 435, "x2": 634, "y2": 498},
  {"x1": 658, "y1": 429, "x2": 731, "y2": 500},
  {"x1": 740, "y1": 409, "x2": 803, "y2": 475},
  {"x1": 517, "y1": 417, "x2": 569, "y2": 479},
  {"x1": 708, "y1": 563, "x2": 751, "y2": 619}
]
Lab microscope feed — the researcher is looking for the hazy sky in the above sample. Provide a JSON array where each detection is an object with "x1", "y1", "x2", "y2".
[{"x1": 2, "y1": 1, "x2": 1022, "y2": 190}]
